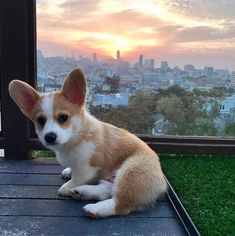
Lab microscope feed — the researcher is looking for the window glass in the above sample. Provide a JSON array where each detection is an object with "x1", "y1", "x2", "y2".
[{"x1": 37, "y1": 1, "x2": 235, "y2": 136}]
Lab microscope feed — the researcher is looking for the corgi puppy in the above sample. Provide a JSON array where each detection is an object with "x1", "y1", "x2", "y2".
[{"x1": 9, "y1": 69, "x2": 167, "y2": 218}]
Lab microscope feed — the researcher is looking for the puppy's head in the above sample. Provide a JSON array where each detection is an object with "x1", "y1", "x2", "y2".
[{"x1": 9, "y1": 69, "x2": 87, "y2": 149}]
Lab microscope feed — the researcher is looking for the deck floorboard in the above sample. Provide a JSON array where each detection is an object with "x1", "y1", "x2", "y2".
[{"x1": 0, "y1": 159, "x2": 188, "y2": 236}]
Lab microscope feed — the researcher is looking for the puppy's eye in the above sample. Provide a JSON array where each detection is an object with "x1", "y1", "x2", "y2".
[
  {"x1": 37, "y1": 116, "x2": 46, "y2": 127},
  {"x1": 58, "y1": 114, "x2": 69, "y2": 124}
]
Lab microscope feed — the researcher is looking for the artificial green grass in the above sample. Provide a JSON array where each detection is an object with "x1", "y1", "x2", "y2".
[
  {"x1": 160, "y1": 154, "x2": 235, "y2": 236},
  {"x1": 35, "y1": 150, "x2": 55, "y2": 158}
]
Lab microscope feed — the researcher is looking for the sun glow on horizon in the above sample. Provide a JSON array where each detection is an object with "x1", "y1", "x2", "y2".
[
  {"x1": 39, "y1": 27, "x2": 158, "y2": 58},
  {"x1": 36, "y1": 0, "x2": 235, "y2": 69}
]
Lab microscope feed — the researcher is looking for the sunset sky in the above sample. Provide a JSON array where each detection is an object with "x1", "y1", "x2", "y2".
[{"x1": 37, "y1": 0, "x2": 235, "y2": 70}]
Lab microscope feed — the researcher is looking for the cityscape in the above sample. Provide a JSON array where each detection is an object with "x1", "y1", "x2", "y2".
[{"x1": 37, "y1": 49, "x2": 235, "y2": 136}]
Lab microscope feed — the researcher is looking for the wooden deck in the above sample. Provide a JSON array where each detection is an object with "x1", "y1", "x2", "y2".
[{"x1": 0, "y1": 159, "x2": 188, "y2": 236}]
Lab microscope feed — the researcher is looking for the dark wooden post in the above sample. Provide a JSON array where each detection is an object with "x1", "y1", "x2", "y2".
[{"x1": 0, "y1": 0, "x2": 36, "y2": 159}]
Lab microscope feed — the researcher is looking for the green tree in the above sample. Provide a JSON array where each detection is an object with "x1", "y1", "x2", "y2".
[
  {"x1": 90, "y1": 91, "x2": 156, "y2": 134},
  {"x1": 91, "y1": 85, "x2": 222, "y2": 136},
  {"x1": 156, "y1": 95, "x2": 186, "y2": 135},
  {"x1": 129, "y1": 91, "x2": 156, "y2": 114},
  {"x1": 89, "y1": 105, "x2": 112, "y2": 121},
  {"x1": 225, "y1": 123, "x2": 235, "y2": 136},
  {"x1": 104, "y1": 75, "x2": 120, "y2": 93},
  {"x1": 194, "y1": 118, "x2": 218, "y2": 136},
  {"x1": 157, "y1": 85, "x2": 187, "y2": 98},
  {"x1": 90, "y1": 105, "x2": 154, "y2": 134},
  {"x1": 155, "y1": 87, "x2": 220, "y2": 135}
]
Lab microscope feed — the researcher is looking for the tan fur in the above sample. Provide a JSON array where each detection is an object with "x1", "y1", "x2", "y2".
[
  {"x1": 80, "y1": 119, "x2": 167, "y2": 215},
  {"x1": 8, "y1": 68, "x2": 167, "y2": 218}
]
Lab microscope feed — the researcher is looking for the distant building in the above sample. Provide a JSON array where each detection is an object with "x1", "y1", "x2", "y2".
[
  {"x1": 184, "y1": 64, "x2": 195, "y2": 72},
  {"x1": 43, "y1": 84, "x2": 61, "y2": 92},
  {"x1": 92, "y1": 52, "x2": 97, "y2": 62},
  {"x1": 204, "y1": 66, "x2": 214, "y2": 78},
  {"x1": 92, "y1": 92, "x2": 129, "y2": 107},
  {"x1": 142, "y1": 72, "x2": 159, "y2": 84},
  {"x1": 220, "y1": 95, "x2": 235, "y2": 116},
  {"x1": 149, "y1": 59, "x2": 155, "y2": 70},
  {"x1": 144, "y1": 59, "x2": 150, "y2": 67},
  {"x1": 152, "y1": 119, "x2": 165, "y2": 135},
  {"x1": 37, "y1": 50, "x2": 44, "y2": 61},
  {"x1": 92, "y1": 94, "x2": 105, "y2": 106},
  {"x1": 102, "y1": 84, "x2": 111, "y2": 92},
  {"x1": 161, "y1": 61, "x2": 169, "y2": 71},
  {"x1": 139, "y1": 55, "x2": 144, "y2": 66},
  {"x1": 172, "y1": 66, "x2": 181, "y2": 77},
  {"x1": 214, "y1": 69, "x2": 230, "y2": 80},
  {"x1": 116, "y1": 50, "x2": 121, "y2": 61},
  {"x1": 214, "y1": 94, "x2": 235, "y2": 133}
]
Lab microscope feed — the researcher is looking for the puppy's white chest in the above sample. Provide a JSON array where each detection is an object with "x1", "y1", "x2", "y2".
[{"x1": 56, "y1": 141, "x2": 96, "y2": 168}]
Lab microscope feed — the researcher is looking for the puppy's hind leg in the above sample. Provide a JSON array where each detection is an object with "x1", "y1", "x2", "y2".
[
  {"x1": 83, "y1": 198, "x2": 116, "y2": 218},
  {"x1": 83, "y1": 155, "x2": 167, "y2": 219},
  {"x1": 114, "y1": 154, "x2": 167, "y2": 216},
  {"x1": 82, "y1": 174, "x2": 133, "y2": 218}
]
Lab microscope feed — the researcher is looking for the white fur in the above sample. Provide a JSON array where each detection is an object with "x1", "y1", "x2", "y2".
[
  {"x1": 38, "y1": 96, "x2": 99, "y2": 196},
  {"x1": 40, "y1": 94, "x2": 54, "y2": 117},
  {"x1": 85, "y1": 111, "x2": 99, "y2": 126},
  {"x1": 71, "y1": 180, "x2": 113, "y2": 200},
  {"x1": 76, "y1": 141, "x2": 96, "y2": 160},
  {"x1": 61, "y1": 167, "x2": 72, "y2": 179},
  {"x1": 56, "y1": 141, "x2": 96, "y2": 167},
  {"x1": 72, "y1": 141, "x2": 98, "y2": 183},
  {"x1": 83, "y1": 199, "x2": 116, "y2": 218},
  {"x1": 57, "y1": 141, "x2": 100, "y2": 196},
  {"x1": 37, "y1": 95, "x2": 82, "y2": 148}
]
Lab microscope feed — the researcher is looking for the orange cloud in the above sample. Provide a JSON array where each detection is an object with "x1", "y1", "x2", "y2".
[{"x1": 37, "y1": 0, "x2": 235, "y2": 70}]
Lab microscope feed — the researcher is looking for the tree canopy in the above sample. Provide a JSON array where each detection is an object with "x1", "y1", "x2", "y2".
[{"x1": 90, "y1": 85, "x2": 227, "y2": 136}]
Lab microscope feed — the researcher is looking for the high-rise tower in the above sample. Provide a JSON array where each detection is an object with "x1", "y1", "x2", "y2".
[
  {"x1": 92, "y1": 52, "x2": 97, "y2": 62},
  {"x1": 139, "y1": 55, "x2": 143, "y2": 66},
  {"x1": 116, "y1": 50, "x2": 121, "y2": 61}
]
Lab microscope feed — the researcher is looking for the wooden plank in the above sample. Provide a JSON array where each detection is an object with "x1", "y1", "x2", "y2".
[
  {"x1": 0, "y1": 199, "x2": 175, "y2": 218},
  {"x1": 0, "y1": 160, "x2": 188, "y2": 235},
  {"x1": 0, "y1": 185, "x2": 62, "y2": 199},
  {"x1": 0, "y1": 163, "x2": 63, "y2": 174},
  {"x1": 0, "y1": 173, "x2": 167, "y2": 203},
  {"x1": 0, "y1": 174, "x2": 65, "y2": 186},
  {"x1": 0, "y1": 185, "x2": 167, "y2": 201},
  {"x1": 0, "y1": 216, "x2": 187, "y2": 236},
  {"x1": 28, "y1": 158, "x2": 58, "y2": 165},
  {"x1": 0, "y1": 158, "x2": 59, "y2": 165}
]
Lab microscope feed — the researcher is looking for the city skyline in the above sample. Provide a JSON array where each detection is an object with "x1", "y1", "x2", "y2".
[
  {"x1": 37, "y1": 0, "x2": 235, "y2": 70},
  {"x1": 37, "y1": 48, "x2": 232, "y2": 72}
]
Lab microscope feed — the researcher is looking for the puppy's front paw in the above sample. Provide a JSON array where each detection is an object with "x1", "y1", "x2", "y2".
[
  {"x1": 61, "y1": 167, "x2": 72, "y2": 180},
  {"x1": 70, "y1": 186, "x2": 89, "y2": 200},
  {"x1": 58, "y1": 186, "x2": 73, "y2": 197}
]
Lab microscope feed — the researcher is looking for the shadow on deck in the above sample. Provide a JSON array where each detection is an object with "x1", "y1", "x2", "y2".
[{"x1": 0, "y1": 158, "x2": 189, "y2": 236}]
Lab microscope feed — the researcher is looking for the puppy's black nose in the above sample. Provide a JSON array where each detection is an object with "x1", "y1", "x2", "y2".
[{"x1": 45, "y1": 132, "x2": 57, "y2": 144}]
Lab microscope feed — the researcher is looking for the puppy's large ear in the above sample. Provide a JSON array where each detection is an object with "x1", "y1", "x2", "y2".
[
  {"x1": 61, "y1": 69, "x2": 87, "y2": 105},
  {"x1": 8, "y1": 80, "x2": 39, "y2": 117}
]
